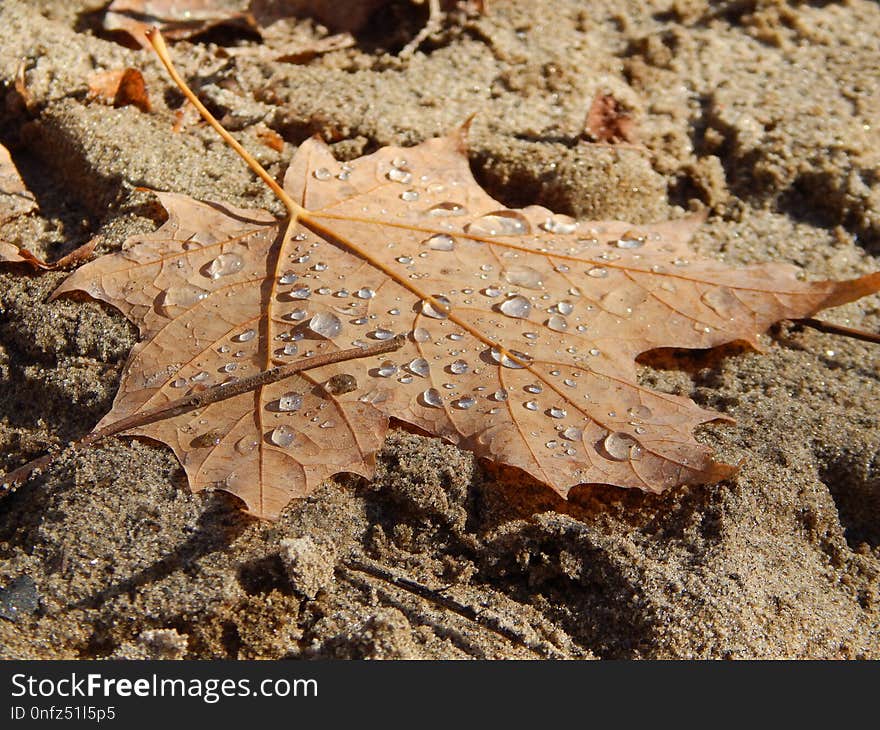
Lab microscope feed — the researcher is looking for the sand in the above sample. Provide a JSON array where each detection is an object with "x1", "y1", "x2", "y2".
[{"x1": 0, "y1": 0, "x2": 878, "y2": 659}]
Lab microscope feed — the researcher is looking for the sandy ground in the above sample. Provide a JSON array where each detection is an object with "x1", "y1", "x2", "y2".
[{"x1": 0, "y1": 0, "x2": 878, "y2": 659}]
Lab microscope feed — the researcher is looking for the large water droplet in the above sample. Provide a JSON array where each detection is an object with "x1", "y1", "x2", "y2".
[
  {"x1": 409, "y1": 357, "x2": 430, "y2": 377},
  {"x1": 376, "y1": 361, "x2": 398, "y2": 377},
  {"x1": 326, "y1": 374, "x2": 357, "y2": 395},
  {"x1": 615, "y1": 231, "x2": 645, "y2": 249},
  {"x1": 499, "y1": 295, "x2": 532, "y2": 319},
  {"x1": 205, "y1": 253, "x2": 244, "y2": 279},
  {"x1": 369, "y1": 328, "x2": 395, "y2": 340},
  {"x1": 193, "y1": 430, "x2": 222, "y2": 447},
  {"x1": 540, "y1": 214, "x2": 578, "y2": 234},
  {"x1": 358, "y1": 389, "x2": 388, "y2": 405},
  {"x1": 313, "y1": 167, "x2": 332, "y2": 180},
  {"x1": 487, "y1": 347, "x2": 531, "y2": 369},
  {"x1": 493, "y1": 388, "x2": 509, "y2": 401},
  {"x1": 235, "y1": 436, "x2": 259, "y2": 454},
  {"x1": 449, "y1": 359, "x2": 469, "y2": 374},
  {"x1": 700, "y1": 287, "x2": 739, "y2": 319},
  {"x1": 287, "y1": 286, "x2": 311, "y2": 300},
  {"x1": 586, "y1": 266, "x2": 608, "y2": 278},
  {"x1": 561, "y1": 426, "x2": 582, "y2": 441},
  {"x1": 546, "y1": 314, "x2": 568, "y2": 332},
  {"x1": 548, "y1": 407, "x2": 567, "y2": 419},
  {"x1": 600, "y1": 288, "x2": 643, "y2": 318},
  {"x1": 503, "y1": 265, "x2": 544, "y2": 290},
  {"x1": 279, "y1": 271, "x2": 298, "y2": 285},
  {"x1": 524, "y1": 400, "x2": 539, "y2": 411},
  {"x1": 453, "y1": 396, "x2": 476, "y2": 409},
  {"x1": 355, "y1": 287, "x2": 375, "y2": 299},
  {"x1": 557, "y1": 301, "x2": 574, "y2": 315},
  {"x1": 466, "y1": 210, "x2": 531, "y2": 237},
  {"x1": 428, "y1": 201, "x2": 467, "y2": 217},
  {"x1": 387, "y1": 167, "x2": 412, "y2": 184},
  {"x1": 309, "y1": 312, "x2": 342, "y2": 338},
  {"x1": 602, "y1": 431, "x2": 643, "y2": 461},
  {"x1": 422, "y1": 388, "x2": 443, "y2": 408},
  {"x1": 400, "y1": 190, "x2": 419, "y2": 201},
  {"x1": 157, "y1": 284, "x2": 209, "y2": 316},
  {"x1": 420, "y1": 295, "x2": 451, "y2": 319},
  {"x1": 270, "y1": 426, "x2": 295, "y2": 447},
  {"x1": 627, "y1": 405, "x2": 652, "y2": 420},
  {"x1": 234, "y1": 329, "x2": 256, "y2": 342},
  {"x1": 422, "y1": 233, "x2": 456, "y2": 251},
  {"x1": 412, "y1": 327, "x2": 431, "y2": 342},
  {"x1": 278, "y1": 392, "x2": 303, "y2": 412}
]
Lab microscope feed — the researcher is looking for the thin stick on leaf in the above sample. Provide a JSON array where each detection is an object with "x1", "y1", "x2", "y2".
[{"x1": 0, "y1": 337, "x2": 405, "y2": 489}]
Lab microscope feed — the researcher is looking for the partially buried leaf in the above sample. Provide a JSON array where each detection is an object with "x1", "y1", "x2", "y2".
[
  {"x1": 103, "y1": 0, "x2": 256, "y2": 48},
  {"x1": 88, "y1": 68, "x2": 151, "y2": 113},
  {"x1": 0, "y1": 142, "x2": 37, "y2": 226},
  {"x1": 53, "y1": 124, "x2": 880, "y2": 519}
]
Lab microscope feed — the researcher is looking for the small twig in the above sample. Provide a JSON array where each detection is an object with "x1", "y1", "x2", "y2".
[
  {"x1": 342, "y1": 555, "x2": 565, "y2": 658},
  {"x1": 790, "y1": 318, "x2": 880, "y2": 346},
  {"x1": 1, "y1": 336, "x2": 405, "y2": 490}
]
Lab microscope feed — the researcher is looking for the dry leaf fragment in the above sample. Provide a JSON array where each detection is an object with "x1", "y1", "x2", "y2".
[
  {"x1": 88, "y1": 68, "x2": 152, "y2": 113},
  {"x1": 0, "y1": 143, "x2": 37, "y2": 226},
  {"x1": 585, "y1": 92, "x2": 637, "y2": 144},
  {"x1": 104, "y1": 0, "x2": 255, "y2": 48},
  {"x1": 255, "y1": 124, "x2": 285, "y2": 152},
  {"x1": 0, "y1": 240, "x2": 98, "y2": 271},
  {"x1": 53, "y1": 113, "x2": 880, "y2": 518}
]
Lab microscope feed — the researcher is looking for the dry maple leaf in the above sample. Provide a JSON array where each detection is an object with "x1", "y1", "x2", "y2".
[{"x1": 45, "y1": 32, "x2": 880, "y2": 519}]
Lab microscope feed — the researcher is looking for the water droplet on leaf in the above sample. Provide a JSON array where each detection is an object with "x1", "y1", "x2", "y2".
[
  {"x1": 270, "y1": 426, "x2": 295, "y2": 447},
  {"x1": 499, "y1": 295, "x2": 532, "y2": 319},
  {"x1": 503, "y1": 265, "x2": 544, "y2": 290},
  {"x1": 602, "y1": 431, "x2": 643, "y2": 461},
  {"x1": 422, "y1": 233, "x2": 456, "y2": 251},
  {"x1": 309, "y1": 312, "x2": 342, "y2": 338},
  {"x1": 466, "y1": 210, "x2": 531, "y2": 236}
]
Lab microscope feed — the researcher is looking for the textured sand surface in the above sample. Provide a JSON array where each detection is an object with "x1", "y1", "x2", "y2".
[{"x1": 1, "y1": 0, "x2": 878, "y2": 658}]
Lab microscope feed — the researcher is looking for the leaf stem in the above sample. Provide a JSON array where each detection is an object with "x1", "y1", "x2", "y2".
[{"x1": 146, "y1": 28, "x2": 305, "y2": 219}]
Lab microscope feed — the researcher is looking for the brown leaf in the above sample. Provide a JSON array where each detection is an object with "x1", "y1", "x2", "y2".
[
  {"x1": 53, "y1": 124, "x2": 880, "y2": 519},
  {"x1": 1, "y1": 240, "x2": 98, "y2": 271},
  {"x1": 255, "y1": 125, "x2": 285, "y2": 152},
  {"x1": 104, "y1": 0, "x2": 256, "y2": 48},
  {"x1": 0, "y1": 143, "x2": 37, "y2": 226},
  {"x1": 585, "y1": 92, "x2": 637, "y2": 144},
  {"x1": 88, "y1": 68, "x2": 152, "y2": 113}
]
